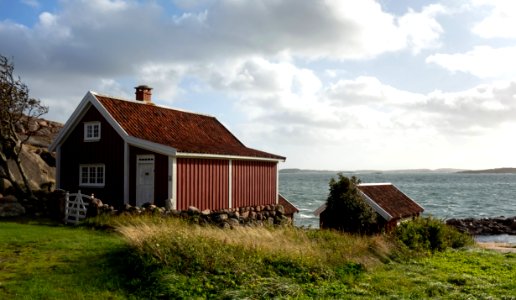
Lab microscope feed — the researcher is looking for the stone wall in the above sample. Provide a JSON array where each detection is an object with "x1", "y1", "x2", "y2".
[{"x1": 90, "y1": 201, "x2": 294, "y2": 228}]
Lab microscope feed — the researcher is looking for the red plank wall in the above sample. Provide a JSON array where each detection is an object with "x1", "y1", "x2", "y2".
[
  {"x1": 176, "y1": 158, "x2": 229, "y2": 211},
  {"x1": 176, "y1": 158, "x2": 278, "y2": 211},
  {"x1": 232, "y1": 160, "x2": 277, "y2": 208}
]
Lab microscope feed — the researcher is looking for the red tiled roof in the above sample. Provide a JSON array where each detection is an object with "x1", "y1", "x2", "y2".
[
  {"x1": 95, "y1": 95, "x2": 284, "y2": 160},
  {"x1": 278, "y1": 194, "x2": 299, "y2": 215},
  {"x1": 358, "y1": 184, "x2": 424, "y2": 220}
]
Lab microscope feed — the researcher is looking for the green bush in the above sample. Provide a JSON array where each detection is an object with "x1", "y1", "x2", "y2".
[
  {"x1": 324, "y1": 174, "x2": 378, "y2": 233},
  {"x1": 394, "y1": 217, "x2": 474, "y2": 253}
]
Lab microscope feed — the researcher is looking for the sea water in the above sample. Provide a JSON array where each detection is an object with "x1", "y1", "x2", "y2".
[{"x1": 279, "y1": 171, "x2": 516, "y2": 244}]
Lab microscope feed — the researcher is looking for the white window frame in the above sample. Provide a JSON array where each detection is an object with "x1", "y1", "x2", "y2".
[
  {"x1": 79, "y1": 164, "x2": 105, "y2": 187},
  {"x1": 84, "y1": 121, "x2": 101, "y2": 141}
]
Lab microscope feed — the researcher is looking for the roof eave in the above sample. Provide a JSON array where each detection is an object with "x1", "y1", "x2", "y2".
[
  {"x1": 177, "y1": 152, "x2": 285, "y2": 162},
  {"x1": 126, "y1": 136, "x2": 177, "y2": 156}
]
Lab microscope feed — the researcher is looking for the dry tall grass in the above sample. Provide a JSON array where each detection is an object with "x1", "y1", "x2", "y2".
[{"x1": 117, "y1": 217, "x2": 398, "y2": 269}]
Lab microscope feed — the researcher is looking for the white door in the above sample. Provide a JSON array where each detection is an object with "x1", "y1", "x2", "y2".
[{"x1": 136, "y1": 155, "x2": 155, "y2": 206}]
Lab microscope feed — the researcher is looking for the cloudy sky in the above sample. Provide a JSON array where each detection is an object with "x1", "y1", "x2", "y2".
[{"x1": 1, "y1": 0, "x2": 516, "y2": 171}]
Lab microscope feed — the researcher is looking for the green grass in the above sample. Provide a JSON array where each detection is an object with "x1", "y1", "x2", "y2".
[
  {"x1": 1, "y1": 217, "x2": 515, "y2": 299},
  {"x1": 0, "y1": 220, "x2": 131, "y2": 299},
  {"x1": 355, "y1": 250, "x2": 516, "y2": 299}
]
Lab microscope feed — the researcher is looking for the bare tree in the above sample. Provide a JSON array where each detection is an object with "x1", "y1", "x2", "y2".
[{"x1": 0, "y1": 54, "x2": 48, "y2": 198}]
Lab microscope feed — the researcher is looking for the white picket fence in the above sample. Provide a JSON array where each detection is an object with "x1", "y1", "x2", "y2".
[{"x1": 64, "y1": 190, "x2": 92, "y2": 225}]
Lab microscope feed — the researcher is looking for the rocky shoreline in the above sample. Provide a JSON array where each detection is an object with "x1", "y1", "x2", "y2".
[{"x1": 446, "y1": 216, "x2": 516, "y2": 236}]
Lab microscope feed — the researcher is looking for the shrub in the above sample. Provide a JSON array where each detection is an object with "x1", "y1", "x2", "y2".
[
  {"x1": 394, "y1": 217, "x2": 474, "y2": 253},
  {"x1": 324, "y1": 174, "x2": 378, "y2": 234}
]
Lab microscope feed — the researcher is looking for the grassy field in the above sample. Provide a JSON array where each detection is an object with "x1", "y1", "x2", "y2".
[
  {"x1": 0, "y1": 220, "x2": 132, "y2": 299},
  {"x1": 0, "y1": 217, "x2": 515, "y2": 299}
]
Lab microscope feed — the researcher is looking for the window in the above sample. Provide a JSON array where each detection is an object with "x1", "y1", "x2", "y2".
[
  {"x1": 79, "y1": 164, "x2": 105, "y2": 187},
  {"x1": 84, "y1": 121, "x2": 101, "y2": 141}
]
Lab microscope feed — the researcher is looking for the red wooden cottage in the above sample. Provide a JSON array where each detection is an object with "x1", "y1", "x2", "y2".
[
  {"x1": 49, "y1": 85, "x2": 288, "y2": 211},
  {"x1": 314, "y1": 183, "x2": 424, "y2": 231}
]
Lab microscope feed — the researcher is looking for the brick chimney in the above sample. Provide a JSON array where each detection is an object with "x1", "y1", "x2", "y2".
[{"x1": 135, "y1": 85, "x2": 152, "y2": 103}]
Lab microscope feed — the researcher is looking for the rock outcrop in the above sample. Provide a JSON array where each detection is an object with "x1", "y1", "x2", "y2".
[
  {"x1": 446, "y1": 217, "x2": 516, "y2": 235},
  {"x1": 1, "y1": 117, "x2": 62, "y2": 192}
]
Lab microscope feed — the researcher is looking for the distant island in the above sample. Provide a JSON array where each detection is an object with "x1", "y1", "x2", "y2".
[
  {"x1": 279, "y1": 168, "x2": 467, "y2": 174},
  {"x1": 280, "y1": 168, "x2": 516, "y2": 174},
  {"x1": 457, "y1": 168, "x2": 516, "y2": 174}
]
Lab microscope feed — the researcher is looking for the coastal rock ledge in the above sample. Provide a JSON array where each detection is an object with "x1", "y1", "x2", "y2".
[{"x1": 446, "y1": 217, "x2": 516, "y2": 235}]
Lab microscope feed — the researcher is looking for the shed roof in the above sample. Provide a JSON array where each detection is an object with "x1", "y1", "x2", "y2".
[
  {"x1": 94, "y1": 94, "x2": 285, "y2": 160},
  {"x1": 357, "y1": 183, "x2": 424, "y2": 220}
]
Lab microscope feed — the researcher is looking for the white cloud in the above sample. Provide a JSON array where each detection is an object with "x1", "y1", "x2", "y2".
[
  {"x1": 472, "y1": 0, "x2": 516, "y2": 39},
  {"x1": 397, "y1": 4, "x2": 446, "y2": 54},
  {"x1": 222, "y1": 61, "x2": 516, "y2": 159},
  {"x1": 426, "y1": 46, "x2": 516, "y2": 79},
  {"x1": 4, "y1": 0, "x2": 515, "y2": 170},
  {"x1": 0, "y1": 0, "x2": 445, "y2": 78}
]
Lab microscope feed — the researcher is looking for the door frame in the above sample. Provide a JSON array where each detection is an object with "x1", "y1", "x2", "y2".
[{"x1": 136, "y1": 154, "x2": 155, "y2": 206}]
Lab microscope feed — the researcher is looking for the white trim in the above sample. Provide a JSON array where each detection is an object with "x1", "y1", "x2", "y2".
[
  {"x1": 358, "y1": 191, "x2": 393, "y2": 221},
  {"x1": 171, "y1": 157, "x2": 177, "y2": 210},
  {"x1": 167, "y1": 156, "x2": 172, "y2": 202},
  {"x1": 276, "y1": 162, "x2": 279, "y2": 204},
  {"x1": 83, "y1": 121, "x2": 101, "y2": 141},
  {"x1": 228, "y1": 160, "x2": 232, "y2": 209},
  {"x1": 123, "y1": 142, "x2": 129, "y2": 204},
  {"x1": 79, "y1": 164, "x2": 105, "y2": 187},
  {"x1": 50, "y1": 91, "x2": 129, "y2": 152},
  {"x1": 358, "y1": 183, "x2": 392, "y2": 186},
  {"x1": 49, "y1": 93, "x2": 96, "y2": 151},
  {"x1": 126, "y1": 136, "x2": 176, "y2": 156},
  {"x1": 177, "y1": 152, "x2": 284, "y2": 162}
]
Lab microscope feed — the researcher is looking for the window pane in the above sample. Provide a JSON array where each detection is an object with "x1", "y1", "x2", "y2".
[
  {"x1": 89, "y1": 167, "x2": 95, "y2": 183},
  {"x1": 93, "y1": 125, "x2": 99, "y2": 137},
  {"x1": 97, "y1": 167, "x2": 104, "y2": 184},
  {"x1": 86, "y1": 125, "x2": 92, "y2": 138}
]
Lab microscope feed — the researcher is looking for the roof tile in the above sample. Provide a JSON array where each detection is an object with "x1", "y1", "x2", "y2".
[{"x1": 358, "y1": 184, "x2": 424, "y2": 219}]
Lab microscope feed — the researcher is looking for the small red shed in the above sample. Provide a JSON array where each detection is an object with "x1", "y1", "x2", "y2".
[
  {"x1": 49, "y1": 86, "x2": 286, "y2": 210},
  {"x1": 314, "y1": 183, "x2": 424, "y2": 231}
]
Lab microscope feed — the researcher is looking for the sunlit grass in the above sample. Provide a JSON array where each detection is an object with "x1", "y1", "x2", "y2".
[{"x1": 0, "y1": 221, "x2": 130, "y2": 299}]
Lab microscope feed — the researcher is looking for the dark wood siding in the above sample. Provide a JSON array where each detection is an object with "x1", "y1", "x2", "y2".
[
  {"x1": 129, "y1": 146, "x2": 169, "y2": 207},
  {"x1": 232, "y1": 161, "x2": 277, "y2": 208},
  {"x1": 176, "y1": 158, "x2": 229, "y2": 211},
  {"x1": 60, "y1": 105, "x2": 125, "y2": 207}
]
